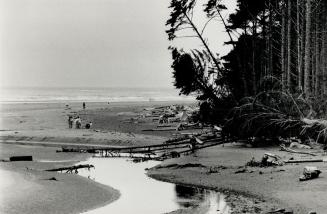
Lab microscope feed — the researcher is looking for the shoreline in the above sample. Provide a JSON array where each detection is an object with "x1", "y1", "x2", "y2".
[
  {"x1": 0, "y1": 144, "x2": 121, "y2": 214},
  {"x1": 147, "y1": 169, "x2": 282, "y2": 214},
  {"x1": 147, "y1": 143, "x2": 327, "y2": 214},
  {"x1": 0, "y1": 142, "x2": 286, "y2": 214},
  {"x1": 1, "y1": 142, "x2": 256, "y2": 214},
  {"x1": 0, "y1": 98, "x2": 195, "y2": 104},
  {"x1": 1, "y1": 101, "x2": 326, "y2": 214},
  {"x1": 147, "y1": 173, "x2": 277, "y2": 214},
  {"x1": 0, "y1": 100, "x2": 194, "y2": 214}
]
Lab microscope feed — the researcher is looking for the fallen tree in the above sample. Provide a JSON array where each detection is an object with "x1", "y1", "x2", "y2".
[{"x1": 223, "y1": 88, "x2": 327, "y2": 145}]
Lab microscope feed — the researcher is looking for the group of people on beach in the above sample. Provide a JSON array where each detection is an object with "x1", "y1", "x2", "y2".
[
  {"x1": 66, "y1": 102, "x2": 93, "y2": 129},
  {"x1": 68, "y1": 115, "x2": 92, "y2": 129},
  {"x1": 68, "y1": 116, "x2": 82, "y2": 129}
]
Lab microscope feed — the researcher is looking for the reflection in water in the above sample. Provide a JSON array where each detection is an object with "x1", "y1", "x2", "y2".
[
  {"x1": 78, "y1": 158, "x2": 231, "y2": 214},
  {"x1": 207, "y1": 192, "x2": 231, "y2": 214},
  {"x1": 174, "y1": 185, "x2": 231, "y2": 214},
  {"x1": 175, "y1": 185, "x2": 204, "y2": 208},
  {"x1": 175, "y1": 185, "x2": 204, "y2": 198}
]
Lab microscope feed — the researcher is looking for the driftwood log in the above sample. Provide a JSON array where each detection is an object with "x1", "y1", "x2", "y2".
[
  {"x1": 142, "y1": 128, "x2": 177, "y2": 131},
  {"x1": 45, "y1": 164, "x2": 94, "y2": 173},
  {"x1": 10, "y1": 156, "x2": 33, "y2": 161},
  {"x1": 285, "y1": 159, "x2": 324, "y2": 164},
  {"x1": 280, "y1": 145, "x2": 316, "y2": 156}
]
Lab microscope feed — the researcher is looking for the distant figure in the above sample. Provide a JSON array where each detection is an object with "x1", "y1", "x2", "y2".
[
  {"x1": 83, "y1": 102, "x2": 86, "y2": 109},
  {"x1": 65, "y1": 104, "x2": 71, "y2": 110},
  {"x1": 85, "y1": 122, "x2": 92, "y2": 129},
  {"x1": 75, "y1": 116, "x2": 82, "y2": 129},
  {"x1": 189, "y1": 137, "x2": 197, "y2": 153},
  {"x1": 159, "y1": 115, "x2": 168, "y2": 124},
  {"x1": 68, "y1": 116, "x2": 73, "y2": 128}
]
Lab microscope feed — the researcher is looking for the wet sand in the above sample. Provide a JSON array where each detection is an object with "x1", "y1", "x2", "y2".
[
  {"x1": 0, "y1": 144, "x2": 120, "y2": 214},
  {"x1": 148, "y1": 144, "x2": 327, "y2": 214},
  {"x1": 1, "y1": 101, "x2": 327, "y2": 214},
  {"x1": 0, "y1": 101, "x2": 190, "y2": 214},
  {"x1": 0, "y1": 101, "x2": 178, "y2": 146}
]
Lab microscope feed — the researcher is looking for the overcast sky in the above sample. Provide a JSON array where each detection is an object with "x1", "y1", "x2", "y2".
[{"x1": 0, "y1": 0, "x2": 236, "y2": 88}]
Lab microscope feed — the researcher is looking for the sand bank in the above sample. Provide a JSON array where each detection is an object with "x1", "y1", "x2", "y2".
[
  {"x1": 148, "y1": 143, "x2": 327, "y2": 214},
  {"x1": 0, "y1": 144, "x2": 120, "y2": 214}
]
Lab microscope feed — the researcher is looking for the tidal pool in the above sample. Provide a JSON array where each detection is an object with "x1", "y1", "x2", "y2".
[{"x1": 78, "y1": 158, "x2": 231, "y2": 214}]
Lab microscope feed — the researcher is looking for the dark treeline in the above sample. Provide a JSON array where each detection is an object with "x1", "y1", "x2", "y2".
[{"x1": 167, "y1": 0, "x2": 327, "y2": 143}]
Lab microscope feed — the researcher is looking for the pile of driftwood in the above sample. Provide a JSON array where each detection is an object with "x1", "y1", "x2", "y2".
[
  {"x1": 119, "y1": 104, "x2": 219, "y2": 134},
  {"x1": 57, "y1": 126, "x2": 224, "y2": 161},
  {"x1": 138, "y1": 105, "x2": 205, "y2": 132},
  {"x1": 246, "y1": 153, "x2": 284, "y2": 167},
  {"x1": 158, "y1": 129, "x2": 223, "y2": 160},
  {"x1": 245, "y1": 142, "x2": 325, "y2": 182},
  {"x1": 246, "y1": 141, "x2": 325, "y2": 167}
]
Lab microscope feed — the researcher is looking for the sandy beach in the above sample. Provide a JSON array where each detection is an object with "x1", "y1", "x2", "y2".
[
  {"x1": 1, "y1": 101, "x2": 327, "y2": 214},
  {"x1": 0, "y1": 102, "x2": 174, "y2": 145},
  {"x1": 148, "y1": 144, "x2": 327, "y2": 214},
  {"x1": 0, "y1": 101, "x2": 189, "y2": 214},
  {"x1": 0, "y1": 141, "x2": 121, "y2": 213}
]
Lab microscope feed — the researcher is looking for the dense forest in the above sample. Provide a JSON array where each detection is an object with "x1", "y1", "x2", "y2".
[{"x1": 167, "y1": 0, "x2": 327, "y2": 143}]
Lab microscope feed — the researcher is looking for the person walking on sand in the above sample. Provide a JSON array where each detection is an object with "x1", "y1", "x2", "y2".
[
  {"x1": 68, "y1": 116, "x2": 73, "y2": 128},
  {"x1": 75, "y1": 116, "x2": 82, "y2": 129},
  {"x1": 83, "y1": 102, "x2": 86, "y2": 110}
]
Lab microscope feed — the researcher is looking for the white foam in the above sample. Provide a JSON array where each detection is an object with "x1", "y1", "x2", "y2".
[{"x1": 0, "y1": 87, "x2": 195, "y2": 103}]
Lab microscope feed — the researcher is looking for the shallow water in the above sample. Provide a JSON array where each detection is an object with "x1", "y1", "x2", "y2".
[
  {"x1": 78, "y1": 158, "x2": 231, "y2": 214},
  {"x1": 0, "y1": 87, "x2": 194, "y2": 103}
]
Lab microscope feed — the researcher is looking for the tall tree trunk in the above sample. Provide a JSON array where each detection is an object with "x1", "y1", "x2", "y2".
[
  {"x1": 286, "y1": 0, "x2": 292, "y2": 90},
  {"x1": 297, "y1": 0, "x2": 303, "y2": 90},
  {"x1": 252, "y1": 22, "x2": 257, "y2": 95},
  {"x1": 303, "y1": 0, "x2": 312, "y2": 96},
  {"x1": 314, "y1": 6, "x2": 320, "y2": 97},
  {"x1": 311, "y1": 12, "x2": 316, "y2": 96},
  {"x1": 268, "y1": 2, "x2": 273, "y2": 77},
  {"x1": 301, "y1": 0, "x2": 307, "y2": 93},
  {"x1": 323, "y1": 1, "x2": 327, "y2": 95},
  {"x1": 281, "y1": 2, "x2": 287, "y2": 89}
]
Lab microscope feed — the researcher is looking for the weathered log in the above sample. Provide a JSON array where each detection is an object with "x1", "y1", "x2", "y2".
[
  {"x1": 45, "y1": 164, "x2": 94, "y2": 173},
  {"x1": 157, "y1": 124, "x2": 174, "y2": 128},
  {"x1": 299, "y1": 166, "x2": 321, "y2": 181},
  {"x1": 164, "y1": 136, "x2": 189, "y2": 144},
  {"x1": 142, "y1": 128, "x2": 177, "y2": 131},
  {"x1": 267, "y1": 208, "x2": 286, "y2": 213},
  {"x1": 213, "y1": 125, "x2": 222, "y2": 131},
  {"x1": 194, "y1": 137, "x2": 204, "y2": 144},
  {"x1": 285, "y1": 159, "x2": 324, "y2": 164},
  {"x1": 10, "y1": 156, "x2": 33, "y2": 161},
  {"x1": 280, "y1": 145, "x2": 316, "y2": 156}
]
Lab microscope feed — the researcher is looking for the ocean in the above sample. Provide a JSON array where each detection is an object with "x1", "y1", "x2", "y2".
[{"x1": 0, "y1": 87, "x2": 195, "y2": 103}]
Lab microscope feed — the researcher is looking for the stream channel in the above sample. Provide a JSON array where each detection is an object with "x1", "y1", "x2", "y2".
[{"x1": 78, "y1": 157, "x2": 231, "y2": 214}]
